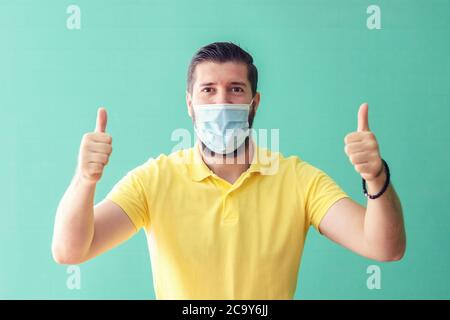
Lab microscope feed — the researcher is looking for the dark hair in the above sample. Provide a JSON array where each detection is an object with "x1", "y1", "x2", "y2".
[{"x1": 187, "y1": 42, "x2": 258, "y2": 97}]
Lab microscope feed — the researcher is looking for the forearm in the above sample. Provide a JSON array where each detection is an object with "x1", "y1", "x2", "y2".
[
  {"x1": 52, "y1": 169, "x2": 96, "y2": 264},
  {"x1": 363, "y1": 167, "x2": 406, "y2": 261}
]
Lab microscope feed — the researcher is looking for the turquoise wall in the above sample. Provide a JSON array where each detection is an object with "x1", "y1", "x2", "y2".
[{"x1": 1, "y1": 0, "x2": 449, "y2": 299}]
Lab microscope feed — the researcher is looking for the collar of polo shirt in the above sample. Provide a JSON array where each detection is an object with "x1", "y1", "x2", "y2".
[{"x1": 188, "y1": 138, "x2": 271, "y2": 182}]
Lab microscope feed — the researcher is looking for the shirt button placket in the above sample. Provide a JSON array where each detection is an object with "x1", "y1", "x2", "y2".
[{"x1": 221, "y1": 190, "x2": 238, "y2": 224}]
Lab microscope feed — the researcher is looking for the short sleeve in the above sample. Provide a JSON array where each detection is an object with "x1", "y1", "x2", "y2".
[
  {"x1": 106, "y1": 160, "x2": 153, "y2": 231},
  {"x1": 299, "y1": 161, "x2": 350, "y2": 233}
]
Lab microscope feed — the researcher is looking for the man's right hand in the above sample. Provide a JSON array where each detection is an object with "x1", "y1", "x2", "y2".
[
  {"x1": 53, "y1": 106, "x2": 137, "y2": 265},
  {"x1": 78, "y1": 107, "x2": 113, "y2": 183}
]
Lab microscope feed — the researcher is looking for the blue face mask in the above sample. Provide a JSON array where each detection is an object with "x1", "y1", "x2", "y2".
[{"x1": 193, "y1": 100, "x2": 253, "y2": 154}]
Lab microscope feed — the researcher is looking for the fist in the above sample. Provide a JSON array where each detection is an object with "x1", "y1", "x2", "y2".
[
  {"x1": 78, "y1": 107, "x2": 112, "y2": 183},
  {"x1": 344, "y1": 103, "x2": 383, "y2": 181}
]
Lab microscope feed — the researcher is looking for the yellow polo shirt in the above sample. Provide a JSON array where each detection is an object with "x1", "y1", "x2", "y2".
[{"x1": 106, "y1": 142, "x2": 349, "y2": 299}]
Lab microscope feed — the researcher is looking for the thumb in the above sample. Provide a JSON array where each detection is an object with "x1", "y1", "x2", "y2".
[
  {"x1": 95, "y1": 107, "x2": 107, "y2": 133},
  {"x1": 357, "y1": 102, "x2": 370, "y2": 132}
]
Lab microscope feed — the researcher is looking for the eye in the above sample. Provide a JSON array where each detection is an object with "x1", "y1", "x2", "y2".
[
  {"x1": 201, "y1": 87, "x2": 213, "y2": 93},
  {"x1": 231, "y1": 87, "x2": 244, "y2": 93}
]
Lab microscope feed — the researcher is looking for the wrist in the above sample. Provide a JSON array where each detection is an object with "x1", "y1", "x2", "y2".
[
  {"x1": 366, "y1": 167, "x2": 386, "y2": 194},
  {"x1": 74, "y1": 169, "x2": 98, "y2": 187},
  {"x1": 362, "y1": 159, "x2": 390, "y2": 200}
]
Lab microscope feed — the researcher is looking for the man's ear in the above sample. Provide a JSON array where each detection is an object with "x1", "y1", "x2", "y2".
[{"x1": 186, "y1": 90, "x2": 193, "y2": 118}]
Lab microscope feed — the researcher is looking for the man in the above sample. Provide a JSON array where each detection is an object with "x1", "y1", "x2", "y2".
[{"x1": 52, "y1": 42, "x2": 406, "y2": 299}]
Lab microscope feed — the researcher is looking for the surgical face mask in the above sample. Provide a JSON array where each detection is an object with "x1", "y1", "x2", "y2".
[{"x1": 192, "y1": 100, "x2": 253, "y2": 155}]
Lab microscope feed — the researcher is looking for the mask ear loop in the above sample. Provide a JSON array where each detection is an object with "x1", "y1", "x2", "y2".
[{"x1": 247, "y1": 98, "x2": 254, "y2": 140}]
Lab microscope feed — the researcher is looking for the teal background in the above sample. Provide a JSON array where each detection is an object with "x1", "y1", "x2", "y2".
[{"x1": 1, "y1": 0, "x2": 449, "y2": 299}]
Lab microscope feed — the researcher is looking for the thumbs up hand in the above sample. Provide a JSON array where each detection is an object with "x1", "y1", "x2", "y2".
[
  {"x1": 344, "y1": 103, "x2": 383, "y2": 182},
  {"x1": 78, "y1": 107, "x2": 113, "y2": 183}
]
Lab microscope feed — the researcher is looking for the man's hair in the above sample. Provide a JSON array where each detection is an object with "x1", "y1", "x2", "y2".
[{"x1": 187, "y1": 42, "x2": 258, "y2": 97}]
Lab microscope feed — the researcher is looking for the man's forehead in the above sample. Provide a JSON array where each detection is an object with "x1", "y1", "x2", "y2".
[{"x1": 194, "y1": 61, "x2": 249, "y2": 85}]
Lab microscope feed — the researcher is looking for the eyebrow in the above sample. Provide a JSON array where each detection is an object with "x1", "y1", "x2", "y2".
[
  {"x1": 199, "y1": 81, "x2": 248, "y2": 87},
  {"x1": 230, "y1": 81, "x2": 248, "y2": 87}
]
